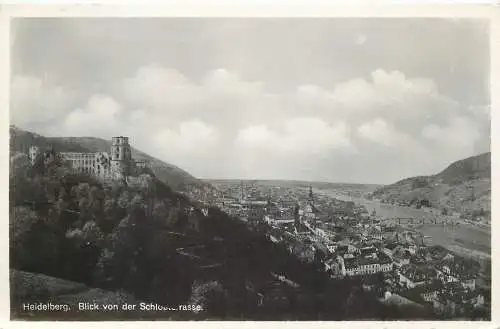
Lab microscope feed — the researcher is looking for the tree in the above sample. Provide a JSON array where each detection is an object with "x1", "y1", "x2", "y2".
[
  {"x1": 313, "y1": 249, "x2": 327, "y2": 270},
  {"x1": 117, "y1": 190, "x2": 131, "y2": 209},
  {"x1": 152, "y1": 200, "x2": 169, "y2": 222},
  {"x1": 166, "y1": 207, "x2": 180, "y2": 227},
  {"x1": 189, "y1": 281, "x2": 228, "y2": 318},
  {"x1": 10, "y1": 206, "x2": 59, "y2": 275},
  {"x1": 10, "y1": 153, "x2": 30, "y2": 181},
  {"x1": 10, "y1": 206, "x2": 38, "y2": 247},
  {"x1": 129, "y1": 194, "x2": 144, "y2": 213},
  {"x1": 71, "y1": 183, "x2": 90, "y2": 200}
]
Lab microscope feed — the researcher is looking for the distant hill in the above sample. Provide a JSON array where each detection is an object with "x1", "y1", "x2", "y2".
[
  {"x1": 9, "y1": 125, "x2": 204, "y2": 190},
  {"x1": 372, "y1": 152, "x2": 491, "y2": 215},
  {"x1": 207, "y1": 179, "x2": 380, "y2": 193},
  {"x1": 435, "y1": 152, "x2": 491, "y2": 184}
]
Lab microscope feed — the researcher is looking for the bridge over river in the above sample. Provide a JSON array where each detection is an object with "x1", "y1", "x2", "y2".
[
  {"x1": 316, "y1": 190, "x2": 491, "y2": 260},
  {"x1": 382, "y1": 217, "x2": 460, "y2": 226}
]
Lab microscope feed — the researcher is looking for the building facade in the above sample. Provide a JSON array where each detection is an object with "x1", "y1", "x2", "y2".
[{"x1": 28, "y1": 136, "x2": 147, "y2": 181}]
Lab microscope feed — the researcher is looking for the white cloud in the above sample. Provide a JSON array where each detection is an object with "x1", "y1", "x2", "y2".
[
  {"x1": 154, "y1": 120, "x2": 218, "y2": 151},
  {"x1": 10, "y1": 65, "x2": 489, "y2": 183},
  {"x1": 236, "y1": 117, "x2": 353, "y2": 156},
  {"x1": 123, "y1": 64, "x2": 193, "y2": 114},
  {"x1": 236, "y1": 125, "x2": 276, "y2": 146},
  {"x1": 10, "y1": 75, "x2": 74, "y2": 125},
  {"x1": 147, "y1": 120, "x2": 221, "y2": 177},
  {"x1": 355, "y1": 34, "x2": 367, "y2": 45},
  {"x1": 56, "y1": 94, "x2": 122, "y2": 137},
  {"x1": 357, "y1": 118, "x2": 407, "y2": 147},
  {"x1": 150, "y1": 120, "x2": 219, "y2": 163},
  {"x1": 202, "y1": 68, "x2": 263, "y2": 94},
  {"x1": 295, "y1": 70, "x2": 460, "y2": 132},
  {"x1": 422, "y1": 116, "x2": 481, "y2": 150}
]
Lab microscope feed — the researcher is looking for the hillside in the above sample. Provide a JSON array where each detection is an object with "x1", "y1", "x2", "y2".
[
  {"x1": 10, "y1": 269, "x2": 138, "y2": 320},
  {"x1": 372, "y1": 152, "x2": 491, "y2": 216},
  {"x1": 9, "y1": 125, "x2": 204, "y2": 191},
  {"x1": 208, "y1": 179, "x2": 380, "y2": 198},
  {"x1": 9, "y1": 131, "x2": 409, "y2": 320}
]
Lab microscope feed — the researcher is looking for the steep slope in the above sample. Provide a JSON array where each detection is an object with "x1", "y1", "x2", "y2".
[
  {"x1": 435, "y1": 152, "x2": 491, "y2": 184},
  {"x1": 372, "y1": 152, "x2": 491, "y2": 215},
  {"x1": 9, "y1": 141, "x2": 395, "y2": 320},
  {"x1": 9, "y1": 125, "x2": 204, "y2": 191}
]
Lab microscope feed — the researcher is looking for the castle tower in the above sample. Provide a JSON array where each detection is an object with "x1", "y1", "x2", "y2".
[
  {"x1": 110, "y1": 136, "x2": 132, "y2": 179},
  {"x1": 29, "y1": 145, "x2": 40, "y2": 165}
]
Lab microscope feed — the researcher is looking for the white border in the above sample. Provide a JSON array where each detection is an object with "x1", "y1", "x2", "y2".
[{"x1": 1, "y1": 3, "x2": 498, "y2": 329}]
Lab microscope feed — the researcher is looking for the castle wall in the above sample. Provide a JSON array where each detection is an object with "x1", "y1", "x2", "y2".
[
  {"x1": 28, "y1": 136, "x2": 146, "y2": 182},
  {"x1": 60, "y1": 152, "x2": 115, "y2": 180}
]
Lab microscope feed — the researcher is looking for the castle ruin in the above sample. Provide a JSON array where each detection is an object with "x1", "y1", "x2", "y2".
[{"x1": 28, "y1": 136, "x2": 147, "y2": 181}]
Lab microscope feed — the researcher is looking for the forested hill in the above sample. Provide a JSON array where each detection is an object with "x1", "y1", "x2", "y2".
[
  {"x1": 372, "y1": 152, "x2": 491, "y2": 215},
  {"x1": 10, "y1": 144, "x2": 424, "y2": 320},
  {"x1": 9, "y1": 125, "x2": 204, "y2": 191}
]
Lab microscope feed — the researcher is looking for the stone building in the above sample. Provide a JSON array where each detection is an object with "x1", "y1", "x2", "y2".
[{"x1": 28, "y1": 136, "x2": 147, "y2": 182}]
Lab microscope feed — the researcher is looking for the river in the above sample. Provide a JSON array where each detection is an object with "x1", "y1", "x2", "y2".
[{"x1": 317, "y1": 189, "x2": 491, "y2": 259}]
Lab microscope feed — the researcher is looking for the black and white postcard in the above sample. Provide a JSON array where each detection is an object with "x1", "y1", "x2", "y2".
[{"x1": 3, "y1": 3, "x2": 498, "y2": 325}]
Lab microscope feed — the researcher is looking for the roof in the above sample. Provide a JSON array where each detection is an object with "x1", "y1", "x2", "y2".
[
  {"x1": 358, "y1": 257, "x2": 382, "y2": 266},
  {"x1": 360, "y1": 246, "x2": 377, "y2": 254},
  {"x1": 377, "y1": 252, "x2": 393, "y2": 264},
  {"x1": 400, "y1": 264, "x2": 437, "y2": 283},
  {"x1": 409, "y1": 281, "x2": 443, "y2": 295},
  {"x1": 241, "y1": 200, "x2": 268, "y2": 207},
  {"x1": 437, "y1": 286, "x2": 481, "y2": 304},
  {"x1": 325, "y1": 257, "x2": 339, "y2": 266},
  {"x1": 294, "y1": 222, "x2": 310, "y2": 233},
  {"x1": 382, "y1": 294, "x2": 424, "y2": 308},
  {"x1": 392, "y1": 246, "x2": 411, "y2": 259},
  {"x1": 383, "y1": 226, "x2": 397, "y2": 233},
  {"x1": 437, "y1": 258, "x2": 479, "y2": 279},
  {"x1": 344, "y1": 258, "x2": 358, "y2": 269}
]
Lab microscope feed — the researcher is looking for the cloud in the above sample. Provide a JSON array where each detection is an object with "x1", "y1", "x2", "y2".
[
  {"x1": 10, "y1": 75, "x2": 74, "y2": 126},
  {"x1": 355, "y1": 34, "x2": 367, "y2": 45},
  {"x1": 422, "y1": 116, "x2": 482, "y2": 152},
  {"x1": 10, "y1": 65, "x2": 490, "y2": 183},
  {"x1": 357, "y1": 118, "x2": 408, "y2": 147},
  {"x1": 41, "y1": 94, "x2": 122, "y2": 138},
  {"x1": 153, "y1": 120, "x2": 218, "y2": 153},
  {"x1": 236, "y1": 117, "x2": 353, "y2": 155},
  {"x1": 147, "y1": 120, "x2": 222, "y2": 177},
  {"x1": 295, "y1": 70, "x2": 460, "y2": 129},
  {"x1": 123, "y1": 64, "x2": 193, "y2": 117},
  {"x1": 231, "y1": 118, "x2": 357, "y2": 181},
  {"x1": 66, "y1": 95, "x2": 120, "y2": 128}
]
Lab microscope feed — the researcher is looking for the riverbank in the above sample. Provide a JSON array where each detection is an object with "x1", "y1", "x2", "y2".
[{"x1": 317, "y1": 189, "x2": 491, "y2": 258}]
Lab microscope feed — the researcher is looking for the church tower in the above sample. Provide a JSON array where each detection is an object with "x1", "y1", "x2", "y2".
[
  {"x1": 110, "y1": 136, "x2": 132, "y2": 179},
  {"x1": 308, "y1": 185, "x2": 314, "y2": 206},
  {"x1": 29, "y1": 145, "x2": 40, "y2": 166},
  {"x1": 239, "y1": 181, "x2": 246, "y2": 203}
]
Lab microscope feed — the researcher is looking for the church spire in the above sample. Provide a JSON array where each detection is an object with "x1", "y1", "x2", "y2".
[{"x1": 240, "y1": 181, "x2": 246, "y2": 202}]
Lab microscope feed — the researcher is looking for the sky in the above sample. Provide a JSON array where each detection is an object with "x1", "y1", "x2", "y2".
[{"x1": 10, "y1": 18, "x2": 491, "y2": 184}]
